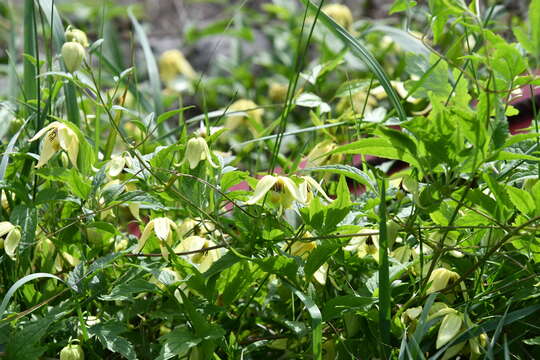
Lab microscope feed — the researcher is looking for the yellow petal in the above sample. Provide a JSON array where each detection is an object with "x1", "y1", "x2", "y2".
[
  {"x1": 303, "y1": 176, "x2": 332, "y2": 202},
  {"x1": 154, "y1": 217, "x2": 174, "y2": 241},
  {"x1": 313, "y1": 263, "x2": 328, "y2": 285},
  {"x1": 427, "y1": 268, "x2": 460, "y2": 294},
  {"x1": 279, "y1": 176, "x2": 302, "y2": 202},
  {"x1": 4, "y1": 228, "x2": 21, "y2": 260},
  {"x1": 58, "y1": 126, "x2": 79, "y2": 167},
  {"x1": 246, "y1": 175, "x2": 279, "y2": 205},
  {"x1": 437, "y1": 312, "x2": 463, "y2": 349},
  {"x1": 134, "y1": 220, "x2": 155, "y2": 253},
  {"x1": 35, "y1": 130, "x2": 60, "y2": 168},
  {"x1": 28, "y1": 122, "x2": 57, "y2": 142},
  {"x1": 0, "y1": 221, "x2": 14, "y2": 237}
]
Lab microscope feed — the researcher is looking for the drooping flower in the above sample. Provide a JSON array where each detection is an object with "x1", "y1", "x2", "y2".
[
  {"x1": 437, "y1": 311, "x2": 463, "y2": 349},
  {"x1": 134, "y1": 217, "x2": 178, "y2": 259},
  {"x1": 0, "y1": 221, "x2": 20, "y2": 260},
  {"x1": 159, "y1": 50, "x2": 197, "y2": 82},
  {"x1": 268, "y1": 82, "x2": 289, "y2": 103},
  {"x1": 426, "y1": 268, "x2": 460, "y2": 294},
  {"x1": 62, "y1": 41, "x2": 86, "y2": 72},
  {"x1": 65, "y1": 26, "x2": 89, "y2": 47},
  {"x1": 246, "y1": 175, "x2": 303, "y2": 209},
  {"x1": 174, "y1": 235, "x2": 222, "y2": 273},
  {"x1": 298, "y1": 176, "x2": 333, "y2": 203},
  {"x1": 59, "y1": 343, "x2": 84, "y2": 360},
  {"x1": 29, "y1": 121, "x2": 79, "y2": 168},
  {"x1": 225, "y1": 99, "x2": 264, "y2": 135},
  {"x1": 180, "y1": 137, "x2": 218, "y2": 169},
  {"x1": 289, "y1": 240, "x2": 328, "y2": 285},
  {"x1": 322, "y1": 4, "x2": 354, "y2": 31},
  {"x1": 343, "y1": 229, "x2": 379, "y2": 258}
]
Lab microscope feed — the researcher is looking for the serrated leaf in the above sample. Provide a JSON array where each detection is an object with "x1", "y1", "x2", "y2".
[{"x1": 89, "y1": 323, "x2": 138, "y2": 360}]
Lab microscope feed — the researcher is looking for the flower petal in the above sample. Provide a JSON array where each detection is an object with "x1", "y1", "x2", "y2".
[
  {"x1": 0, "y1": 221, "x2": 14, "y2": 237},
  {"x1": 154, "y1": 217, "x2": 172, "y2": 241},
  {"x1": 279, "y1": 176, "x2": 302, "y2": 202},
  {"x1": 304, "y1": 176, "x2": 332, "y2": 202},
  {"x1": 437, "y1": 312, "x2": 463, "y2": 349},
  {"x1": 246, "y1": 175, "x2": 278, "y2": 205},
  {"x1": 28, "y1": 122, "x2": 57, "y2": 142},
  {"x1": 58, "y1": 126, "x2": 79, "y2": 168},
  {"x1": 5, "y1": 228, "x2": 21, "y2": 260},
  {"x1": 35, "y1": 132, "x2": 60, "y2": 168},
  {"x1": 134, "y1": 220, "x2": 155, "y2": 253}
]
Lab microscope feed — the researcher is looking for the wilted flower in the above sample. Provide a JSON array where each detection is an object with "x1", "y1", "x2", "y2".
[
  {"x1": 246, "y1": 175, "x2": 303, "y2": 209},
  {"x1": 29, "y1": 121, "x2": 79, "y2": 168},
  {"x1": 65, "y1": 26, "x2": 89, "y2": 47},
  {"x1": 175, "y1": 235, "x2": 222, "y2": 273},
  {"x1": 134, "y1": 217, "x2": 178, "y2": 258},
  {"x1": 180, "y1": 137, "x2": 218, "y2": 169},
  {"x1": 225, "y1": 99, "x2": 264, "y2": 134},
  {"x1": 289, "y1": 240, "x2": 328, "y2": 285},
  {"x1": 62, "y1": 41, "x2": 85, "y2": 72},
  {"x1": 322, "y1": 4, "x2": 354, "y2": 30},
  {"x1": 159, "y1": 50, "x2": 197, "y2": 82},
  {"x1": 0, "y1": 221, "x2": 20, "y2": 260},
  {"x1": 426, "y1": 268, "x2": 460, "y2": 294}
]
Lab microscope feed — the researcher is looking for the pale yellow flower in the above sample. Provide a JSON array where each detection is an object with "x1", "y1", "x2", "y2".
[
  {"x1": 29, "y1": 121, "x2": 79, "y2": 168},
  {"x1": 437, "y1": 312, "x2": 463, "y2": 349},
  {"x1": 322, "y1": 4, "x2": 354, "y2": 30},
  {"x1": 159, "y1": 50, "x2": 197, "y2": 82},
  {"x1": 0, "y1": 221, "x2": 20, "y2": 260},
  {"x1": 298, "y1": 176, "x2": 332, "y2": 203},
  {"x1": 62, "y1": 41, "x2": 86, "y2": 73},
  {"x1": 289, "y1": 240, "x2": 328, "y2": 285},
  {"x1": 134, "y1": 217, "x2": 178, "y2": 258},
  {"x1": 180, "y1": 137, "x2": 218, "y2": 169},
  {"x1": 246, "y1": 175, "x2": 302, "y2": 209},
  {"x1": 175, "y1": 235, "x2": 222, "y2": 273},
  {"x1": 225, "y1": 99, "x2": 264, "y2": 134},
  {"x1": 106, "y1": 153, "x2": 133, "y2": 177},
  {"x1": 344, "y1": 229, "x2": 379, "y2": 258},
  {"x1": 426, "y1": 268, "x2": 460, "y2": 294},
  {"x1": 268, "y1": 82, "x2": 289, "y2": 103},
  {"x1": 65, "y1": 26, "x2": 89, "y2": 47}
]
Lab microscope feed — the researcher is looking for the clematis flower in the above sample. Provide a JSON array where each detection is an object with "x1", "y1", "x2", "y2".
[
  {"x1": 298, "y1": 176, "x2": 333, "y2": 203},
  {"x1": 426, "y1": 268, "x2": 460, "y2": 294},
  {"x1": 0, "y1": 221, "x2": 20, "y2": 260},
  {"x1": 29, "y1": 121, "x2": 79, "y2": 168},
  {"x1": 225, "y1": 99, "x2": 264, "y2": 135},
  {"x1": 343, "y1": 229, "x2": 379, "y2": 258},
  {"x1": 134, "y1": 217, "x2": 178, "y2": 259},
  {"x1": 322, "y1": 4, "x2": 354, "y2": 30},
  {"x1": 159, "y1": 49, "x2": 197, "y2": 82},
  {"x1": 174, "y1": 235, "x2": 222, "y2": 273},
  {"x1": 246, "y1": 175, "x2": 303, "y2": 209},
  {"x1": 180, "y1": 137, "x2": 218, "y2": 169},
  {"x1": 289, "y1": 240, "x2": 328, "y2": 285},
  {"x1": 106, "y1": 152, "x2": 133, "y2": 177}
]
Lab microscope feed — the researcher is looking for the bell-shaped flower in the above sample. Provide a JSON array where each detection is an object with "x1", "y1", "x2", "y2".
[
  {"x1": 246, "y1": 175, "x2": 303, "y2": 209},
  {"x1": 322, "y1": 4, "x2": 353, "y2": 30},
  {"x1": 174, "y1": 235, "x2": 222, "y2": 273},
  {"x1": 134, "y1": 217, "x2": 178, "y2": 259},
  {"x1": 0, "y1": 221, "x2": 20, "y2": 260},
  {"x1": 180, "y1": 137, "x2": 218, "y2": 169},
  {"x1": 225, "y1": 99, "x2": 264, "y2": 135},
  {"x1": 426, "y1": 268, "x2": 460, "y2": 294},
  {"x1": 65, "y1": 26, "x2": 89, "y2": 47},
  {"x1": 289, "y1": 240, "x2": 328, "y2": 285},
  {"x1": 159, "y1": 49, "x2": 197, "y2": 82},
  {"x1": 343, "y1": 229, "x2": 379, "y2": 258},
  {"x1": 106, "y1": 152, "x2": 133, "y2": 177},
  {"x1": 61, "y1": 41, "x2": 86, "y2": 73},
  {"x1": 29, "y1": 121, "x2": 79, "y2": 168},
  {"x1": 298, "y1": 176, "x2": 333, "y2": 203}
]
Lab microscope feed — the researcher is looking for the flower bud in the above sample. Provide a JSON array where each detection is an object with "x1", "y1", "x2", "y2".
[
  {"x1": 182, "y1": 137, "x2": 218, "y2": 169},
  {"x1": 226, "y1": 99, "x2": 264, "y2": 133},
  {"x1": 5, "y1": 227, "x2": 21, "y2": 260},
  {"x1": 65, "y1": 27, "x2": 89, "y2": 47},
  {"x1": 322, "y1": 4, "x2": 354, "y2": 30},
  {"x1": 62, "y1": 42, "x2": 85, "y2": 73},
  {"x1": 159, "y1": 50, "x2": 196, "y2": 82},
  {"x1": 60, "y1": 343, "x2": 84, "y2": 360}
]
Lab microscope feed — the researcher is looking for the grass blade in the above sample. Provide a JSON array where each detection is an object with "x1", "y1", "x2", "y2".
[
  {"x1": 23, "y1": 0, "x2": 37, "y2": 115},
  {"x1": 378, "y1": 176, "x2": 391, "y2": 358},
  {"x1": 300, "y1": 0, "x2": 407, "y2": 124},
  {"x1": 128, "y1": 8, "x2": 163, "y2": 119}
]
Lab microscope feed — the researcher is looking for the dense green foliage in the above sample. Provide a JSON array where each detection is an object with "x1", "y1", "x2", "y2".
[{"x1": 0, "y1": 0, "x2": 539, "y2": 359}]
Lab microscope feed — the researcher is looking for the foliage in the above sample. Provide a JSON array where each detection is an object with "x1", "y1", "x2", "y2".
[{"x1": 0, "y1": 0, "x2": 539, "y2": 359}]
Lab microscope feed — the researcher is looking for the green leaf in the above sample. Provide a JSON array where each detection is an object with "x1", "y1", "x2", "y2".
[
  {"x1": 288, "y1": 286, "x2": 323, "y2": 360},
  {"x1": 185, "y1": 18, "x2": 253, "y2": 44},
  {"x1": 157, "y1": 327, "x2": 201, "y2": 360},
  {"x1": 322, "y1": 295, "x2": 376, "y2": 321},
  {"x1": 506, "y1": 186, "x2": 536, "y2": 216},
  {"x1": 37, "y1": 168, "x2": 92, "y2": 199},
  {"x1": 304, "y1": 239, "x2": 340, "y2": 280},
  {"x1": 331, "y1": 137, "x2": 419, "y2": 166},
  {"x1": 100, "y1": 278, "x2": 159, "y2": 301},
  {"x1": 9, "y1": 205, "x2": 37, "y2": 249},
  {"x1": 89, "y1": 323, "x2": 138, "y2": 360},
  {"x1": 389, "y1": 0, "x2": 417, "y2": 14},
  {"x1": 304, "y1": 164, "x2": 377, "y2": 193}
]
